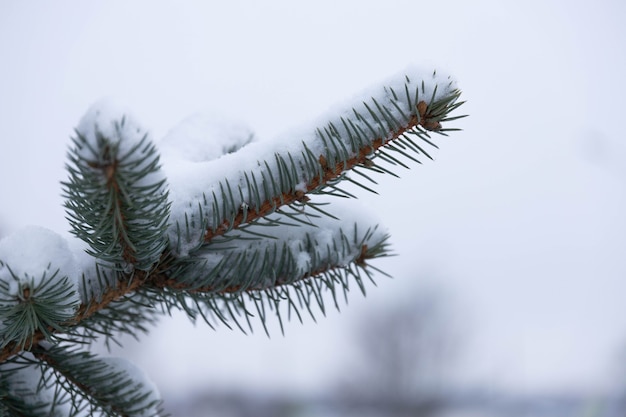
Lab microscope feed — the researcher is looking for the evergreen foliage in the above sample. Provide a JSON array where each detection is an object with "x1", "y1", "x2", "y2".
[{"x1": 0, "y1": 70, "x2": 465, "y2": 415}]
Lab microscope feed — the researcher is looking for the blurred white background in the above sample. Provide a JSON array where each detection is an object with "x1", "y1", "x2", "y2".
[{"x1": 1, "y1": 0, "x2": 625, "y2": 413}]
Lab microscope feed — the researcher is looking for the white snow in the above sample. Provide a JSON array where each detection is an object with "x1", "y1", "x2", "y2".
[
  {"x1": 0, "y1": 226, "x2": 80, "y2": 300},
  {"x1": 76, "y1": 99, "x2": 143, "y2": 157},
  {"x1": 160, "y1": 113, "x2": 255, "y2": 163},
  {"x1": 67, "y1": 238, "x2": 117, "y2": 303},
  {"x1": 75, "y1": 98, "x2": 166, "y2": 188}
]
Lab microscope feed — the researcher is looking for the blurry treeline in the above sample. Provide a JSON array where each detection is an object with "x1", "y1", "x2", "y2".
[{"x1": 163, "y1": 281, "x2": 626, "y2": 417}]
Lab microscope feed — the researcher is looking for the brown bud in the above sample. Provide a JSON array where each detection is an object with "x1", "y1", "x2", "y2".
[
  {"x1": 417, "y1": 101, "x2": 428, "y2": 117},
  {"x1": 295, "y1": 190, "x2": 310, "y2": 202},
  {"x1": 423, "y1": 120, "x2": 441, "y2": 131}
]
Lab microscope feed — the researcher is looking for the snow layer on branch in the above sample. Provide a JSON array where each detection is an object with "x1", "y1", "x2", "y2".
[
  {"x1": 160, "y1": 113, "x2": 254, "y2": 163},
  {"x1": 76, "y1": 98, "x2": 144, "y2": 156},
  {"x1": 160, "y1": 67, "x2": 456, "y2": 256},
  {"x1": 317, "y1": 65, "x2": 456, "y2": 136},
  {"x1": 75, "y1": 98, "x2": 166, "y2": 188},
  {"x1": 0, "y1": 226, "x2": 79, "y2": 298}
]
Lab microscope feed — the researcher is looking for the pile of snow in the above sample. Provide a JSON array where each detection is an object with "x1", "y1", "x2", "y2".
[{"x1": 0, "y1": 225, "x2": 79, "y2": 299}]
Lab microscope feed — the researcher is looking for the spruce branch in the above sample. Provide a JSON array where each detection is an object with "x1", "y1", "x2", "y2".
[
  {"x1": 169, "y1": 73, "x2": 464, "y2": 252},
  {"x1": 0, "y1": 269, "x2": 154, "y2": 364},
  {"x1": 1, "y1": 70, "x2": 464, "y2": 362},
  {"x1": 31, "y1": 344, "x2": 162, "y2": 417},
  {"x1": 0, "y1": 268, "x2": 78, "y2": 350},
  {"x1": 0, "y1": 68, "x2": 466, "y2": 414},
  {"x1": 0, "y1": 226, "x2": 389, "y2": 361},
  {"x1": 63, "y1": 104, "x2": 170, "y2": 272}
]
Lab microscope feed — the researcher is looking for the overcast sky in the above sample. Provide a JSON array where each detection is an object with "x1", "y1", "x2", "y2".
[{"x1": 1, "y1": 0, "x2": 625, "y2": 402}]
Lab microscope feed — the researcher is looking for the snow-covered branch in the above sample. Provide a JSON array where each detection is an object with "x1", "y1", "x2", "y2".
[
  {"x1": 164, "y1": 70, "x2": 463, "y2": 256},
  {"x1": 0, "y1": 67, "x2": 465, "y2": 415},
  {"x1": 63, "y1": 101, "x2": 170, "y2": 272}
]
